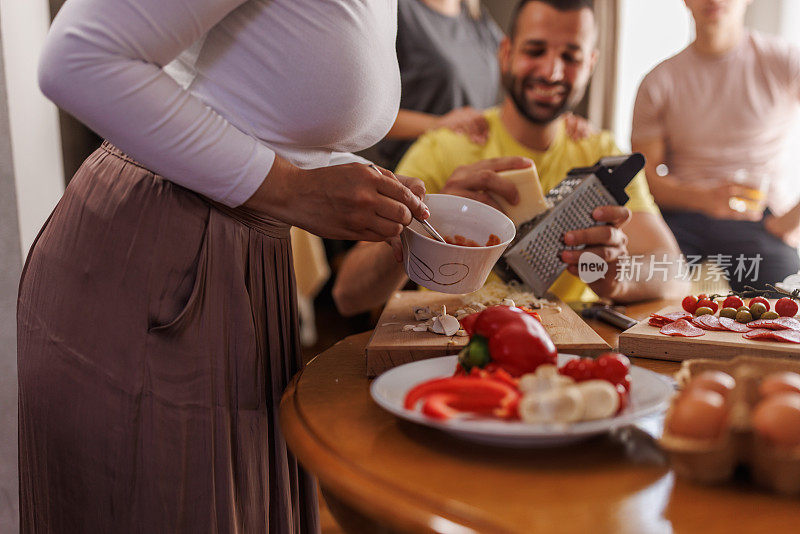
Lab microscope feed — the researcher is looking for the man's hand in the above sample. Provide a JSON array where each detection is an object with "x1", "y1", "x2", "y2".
[
  {"x1": 690, "y1": 182, "x2": 763, "y2": 221},
  {"x1": 440, "y1": 156, "x2": 533, "y2": 211},
  {"x1": 561, "y1": 206, "x2": 631, "y2": 298},
  {"x1": 765, "y1": 212, "x2": 800, "y2": 248}
]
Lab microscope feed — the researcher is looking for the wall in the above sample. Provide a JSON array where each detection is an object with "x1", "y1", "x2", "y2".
[
  {"x1": 1, "y1": 0, "x2": 64, "y2": 257},
  {"x1": 614, "y1": 0, "x2": 692, "y2": 151},
  {"x1": 0, "y1": 18, "x2": 21, "y2": 528}
]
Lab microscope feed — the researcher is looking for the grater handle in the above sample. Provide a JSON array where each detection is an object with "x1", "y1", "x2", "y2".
[{"x1": 596, "y1": 153, "x2": 645, "y2": 206}]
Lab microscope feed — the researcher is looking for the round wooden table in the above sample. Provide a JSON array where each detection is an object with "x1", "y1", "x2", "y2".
[{"x1": 280, "y1": 301, "x2": 799, "y2": 533}]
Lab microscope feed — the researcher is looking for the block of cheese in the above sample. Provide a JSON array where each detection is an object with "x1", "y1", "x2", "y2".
[{"x1": 490, "y1": 165, "x2": 548, "y2": 227}]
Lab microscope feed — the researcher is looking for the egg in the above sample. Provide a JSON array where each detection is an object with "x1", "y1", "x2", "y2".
[
  {"x1": 758, "y1": 371, "x2": 800, "y2": 398},
  {"x1": 685, "y1": 370, "x2": 736, "y2": 399},
  {"x1": 667, "y1": 389, "x2": 728, "y2": 440},
  {"x1": 752, "y1": 392, "x2": 800, "y2": 448}
]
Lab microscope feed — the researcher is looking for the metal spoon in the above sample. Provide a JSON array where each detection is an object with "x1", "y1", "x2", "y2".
[{"x1": 369, "y1": 164, "x2": 446, "y2": 243}]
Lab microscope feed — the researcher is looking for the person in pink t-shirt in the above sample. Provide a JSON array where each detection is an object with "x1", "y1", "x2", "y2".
[{"x1": 632, "y1": 0, "x2": 800, "y2": 292}]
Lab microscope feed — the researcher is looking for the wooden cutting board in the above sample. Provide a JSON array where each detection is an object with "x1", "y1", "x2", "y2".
[
  {"x1": 618, "y1": 303, "x2": 800, "y2": 362},
  {"x1": 365, "y1": 291, "x2": 610, "y2": 376}
]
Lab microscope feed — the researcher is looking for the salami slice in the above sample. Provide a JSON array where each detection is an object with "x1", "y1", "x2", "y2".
[
  {"x1": 692, "y1": 315, "x2": 728, "y2": 331},
  {"x1": 745, "y1": 317, "x2": 800, "y2": 331},
  {"x1": 651, "y1": 311, "x2": 693, "y2": 322},
  {"x1": 718, "y1": 316, "x2": 751, "y2": 333},
  {"x1": 744, "y1": 328, "x2": 800, "y2": 343},
  {"x1": 660, "y1": 318, "x2": 705, "y2": 337},
  {"x1": 743, "y1": 328, "x2": 773, "y2": 339}
]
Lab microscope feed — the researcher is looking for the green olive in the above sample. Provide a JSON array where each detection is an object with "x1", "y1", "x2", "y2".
[
  {"x1": 695, "y1": 306, "x2": 714, "y2": 316},
  {"x1": 719, "y1": 307, "x2": 738, "y2": 319},
  {"x1": 737, "y1": 306, "x2": 750, "y2": 313},
  {"x1": 736, "y1": 310, "x2": 753, "y2": 323},
  {"x1": 750, "y1": 302, "x2": 767, "y2": 320},
  {"x1": 760, "y1": 310, "x2": 780, "y2": 320}
]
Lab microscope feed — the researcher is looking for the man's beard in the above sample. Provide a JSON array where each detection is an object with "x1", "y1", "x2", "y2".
[{"x1": 502, "y1": 71, "x2": 575, "y2": 125}]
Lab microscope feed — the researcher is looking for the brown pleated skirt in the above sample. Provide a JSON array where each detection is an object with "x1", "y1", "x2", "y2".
[{"x1": 17, "y1": 142, "x2": 319, "y2": 533}]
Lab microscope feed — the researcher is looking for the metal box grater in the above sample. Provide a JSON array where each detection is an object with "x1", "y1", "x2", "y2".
[{"x1": 494, "y1": 153, "x2": 645, "y2": 297}]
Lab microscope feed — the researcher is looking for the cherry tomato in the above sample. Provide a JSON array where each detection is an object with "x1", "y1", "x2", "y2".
[
  {"x1": 749, "y1": 297, "x2": 770, "y2": 311},
  {"x1": 560, "y1": 358, "x2": 596, "y2": 382},
  {"x1": 695, "y1": 298, "x2": 718, "y2": 314},
  {"x1": 697, "y1": 294, "x2": 708, "y2": 301},
  {"x1": 722, "y1": 295, "x2": 744, "y2": 310},
  {"x1": 775, "y1": 297, "x2": 799, "y2": 318},
  {"x1": 593, "y1": 353, "x2": 631, "y2": 385},
  {"x1": 681, "y1": 296, "x2": 699, "y2": 314}
]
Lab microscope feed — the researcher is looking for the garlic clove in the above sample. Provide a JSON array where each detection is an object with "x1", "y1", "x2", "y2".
[
  {"x1": 439, "y1": 314, "x2": 460, "y2": 336},
  {"x1": 413, "y1": 306, "x2": 433, "y2": 321}
]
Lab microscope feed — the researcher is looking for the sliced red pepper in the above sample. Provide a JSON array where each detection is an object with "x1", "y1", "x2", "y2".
[
  {"x1": 518, "y1": 306, "x2": 542, "y2": 322},
  {"x1": 421, "y1": 393, "x2": 502, "y2": 420},
  {"x1": 469, "y1": 364, "x2": 519, "y2": 389},
  {"x1": 403, "y1": 376, "x2": 519, "y2": 416}
]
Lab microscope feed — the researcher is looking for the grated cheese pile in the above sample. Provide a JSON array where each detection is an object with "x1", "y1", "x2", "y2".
[{"x1": 461, "y1": 279, "x2": 561, "y2": 311}]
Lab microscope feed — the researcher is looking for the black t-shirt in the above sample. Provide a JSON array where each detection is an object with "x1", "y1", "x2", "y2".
[{"x1": 377, "y1": 0, "x2": 504, "y2": 169}]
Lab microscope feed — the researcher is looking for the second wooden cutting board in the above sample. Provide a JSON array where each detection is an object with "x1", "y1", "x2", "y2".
[
  {"x1": 618, "y1": 303, "x2": 800, "y2": 362},
  {"x1": 365, "y1": 291, "x2": 610, "y2": 376}
]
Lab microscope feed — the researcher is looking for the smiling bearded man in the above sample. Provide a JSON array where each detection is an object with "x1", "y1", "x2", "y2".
[
  {"x1": 501, "y1": 0, "x2": 597, "y2": 126},
  {"x1": 331, "y1": 0, "x2": 685, "y2": 316}
]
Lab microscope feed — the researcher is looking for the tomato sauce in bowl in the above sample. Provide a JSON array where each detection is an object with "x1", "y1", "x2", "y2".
[{"x1": 443, "y1": 234, "x2": 501, "y2": 247}]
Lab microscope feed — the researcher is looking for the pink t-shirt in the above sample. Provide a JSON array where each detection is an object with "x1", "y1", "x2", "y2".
[{"x1": 632, "y1": 32, "x2": 800, "y2": 214}]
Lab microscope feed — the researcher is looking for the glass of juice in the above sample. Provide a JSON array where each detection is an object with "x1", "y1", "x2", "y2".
[{"x1": 728, "y1": 169, "x2": 771, "y2": 214}]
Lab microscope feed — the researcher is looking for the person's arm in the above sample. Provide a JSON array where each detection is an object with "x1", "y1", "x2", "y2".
[
  {"x1": 632, "y1": 137, "x2": 760, "y2": 221},
  {"x1": 332, "y1": 241, "x2": 408, "y2": 316},
  {"x1": 38, "y1": 0, "x2": 268, "y2": 207},
  {"x1": 606, "y1": 211, "x2": 687, "y2": 302},
  {"x1": 764, "y1": 202, "x2": 800, "y2": 247},
  {"x1": 561, "y1": 207, "x2": 687, "y2": 303},
  {"x1": 387, "y1": 108, "x2": 490, "y2": 144}
]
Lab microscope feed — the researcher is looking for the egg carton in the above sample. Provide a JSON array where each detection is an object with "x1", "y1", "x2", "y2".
[{"x1": 660, "y1": 355, "x2": 800, "y2": 495}]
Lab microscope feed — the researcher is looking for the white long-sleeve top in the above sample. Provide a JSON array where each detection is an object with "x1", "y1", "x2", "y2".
[{"x1": 39, "y1": 0, "x2": 401, "y2": 207}]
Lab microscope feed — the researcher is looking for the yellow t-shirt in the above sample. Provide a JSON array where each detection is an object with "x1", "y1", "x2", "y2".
[{"x1": 396, "y1": 107, "x2": 660, "y2": 303}]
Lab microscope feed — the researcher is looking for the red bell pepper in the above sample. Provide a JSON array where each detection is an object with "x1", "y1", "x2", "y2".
[
  {"x1": 459, "y1": 312, "x2": 480, "y2": 337},
  {"x1": 404, "y1": 375, "x2": 520, "y2": 420},
  {"x1": 472, "y1": 305, "x2": 535, "y2": 340},
  {"x1": 487, "y1": 321, "x2": 557, "y2": 377}
]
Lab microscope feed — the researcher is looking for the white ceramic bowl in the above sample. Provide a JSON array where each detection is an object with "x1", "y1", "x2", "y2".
[{"x1": 401, "y1": 194, "x2": 515, "y2": 294}]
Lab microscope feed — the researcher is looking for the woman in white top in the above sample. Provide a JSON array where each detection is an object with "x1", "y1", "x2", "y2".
[{"x1": 18, "y1": 1, "x2": 426, "y2": 532}]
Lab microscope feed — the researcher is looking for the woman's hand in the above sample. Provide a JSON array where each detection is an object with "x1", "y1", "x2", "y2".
[
  {"x1": 563, "y1": 112, "x2": 597, "y2": 141},
  {"x1": 435, "y1": 106, "x2": 490, "y2": 144},
  {"x1": 246, "y1": 156, "x2": 428, "y2": 241}
]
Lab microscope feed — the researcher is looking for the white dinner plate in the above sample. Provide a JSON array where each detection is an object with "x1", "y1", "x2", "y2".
[{"x1": 370, "y1": 354, "x2": 675, "y2": 447}]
